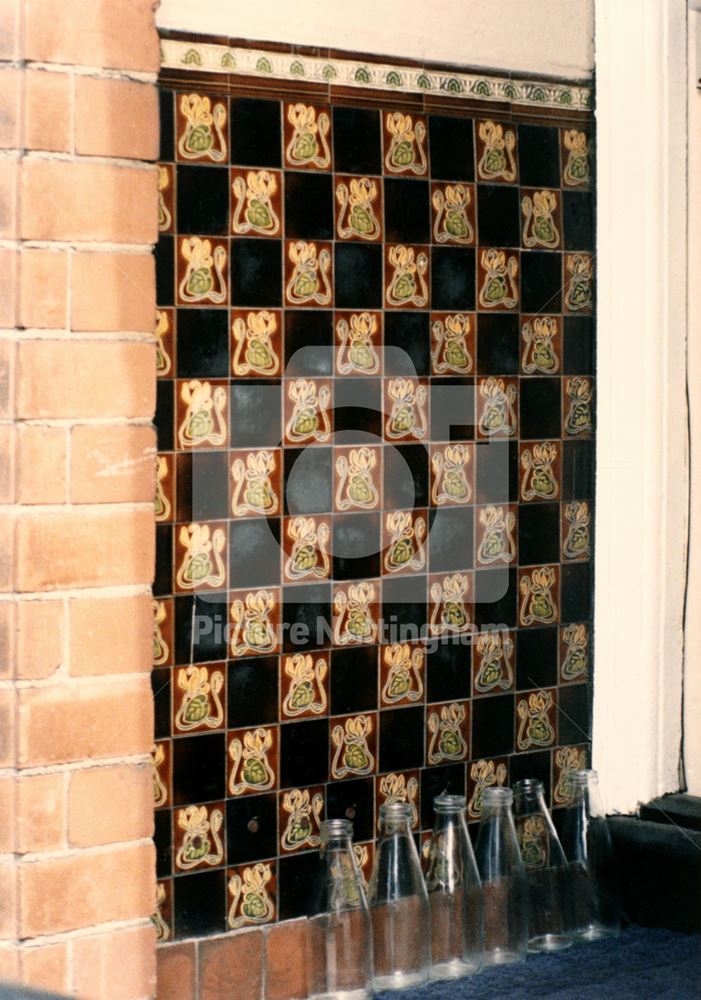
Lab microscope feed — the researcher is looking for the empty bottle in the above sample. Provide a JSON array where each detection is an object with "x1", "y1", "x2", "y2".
[
  {"x1": 425, "y1": 794, "x2": 484, "y2": 981},
  {"x1": 474, "y1": 787, "x2": 528, "y2": 966},
  {"x1": 307, "y1": 819, "x2": 374, "y2": 1000},
  {"x1": 561, "y1": 769, "x2": 621, "y2": 941},
  {"x1": 368, "y1": 802, "x2": 430, "y2": 991},
  {"x1": 513, "y1": 778, "x2": 573, "y2": 953}
]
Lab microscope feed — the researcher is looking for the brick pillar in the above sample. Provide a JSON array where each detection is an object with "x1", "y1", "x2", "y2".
[{"x1": 0, "y1": 1, "x2": 160, "y2": 996}]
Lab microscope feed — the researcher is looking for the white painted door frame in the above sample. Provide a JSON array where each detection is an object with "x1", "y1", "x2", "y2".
[{"x1": 593, "y1": 0, "x2": 689, "y2": 813}]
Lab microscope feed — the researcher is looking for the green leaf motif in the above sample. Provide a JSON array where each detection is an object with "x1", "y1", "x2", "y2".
[
  {"x1": 386, "y1": 70, "x2": 403, "y2": 87},
  {"x1": 221, "y1": 51, "x2": 236, "y2": 69},
  {"x1": 503, "y1": 81, "x2": 518, "y2": 100},
  {"x1": 322, "y1": 63, "x2": 337, "y2": 80},
  {"x1": 417, "y1": 73, "x2": 432, "y2": 90},
  {"x1": 472, "y1": 79, "x2": 491, "y2": 97},
  {"x1": 290, "y1": 59, "x2": 305, "y2": 76},
  {"x1": 355, "y1": 66, "x2": 371, "y2": 83},
  {"x1": 558, "y1": 89, "x2": 573, "y2": 105},
  {"x1": 441, "y1": 77, "x2": 464, "y2": 94},
  {"x1": 529, "y1": 85, "x2": 547, "y2": 102},
  {"x1": 256, "y1": 56, "x2": 272, "y2": 73},
  {"x1": 182, "y1": 48, "x2": 203, "y2": 66}
]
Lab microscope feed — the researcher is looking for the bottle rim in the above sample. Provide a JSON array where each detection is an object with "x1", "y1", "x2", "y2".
[
  {"x1": 481, "y1": 786, "x2": 513, "y2": 806},
  {"x1": 512, "y1": 778, "x2": 544, "y2": 796},
  {"x1": 320, "y1": 818, "x2": 353, "y2": 838},
  {"x1": 569, "y1": 768, "x2": 599, "y2": 785},
  {"x1": 434, "y1": 793, "x2": 466, "y2": 812},
  {"x1": 378, "y1": 801, "x2": 413, "y2": 818}
]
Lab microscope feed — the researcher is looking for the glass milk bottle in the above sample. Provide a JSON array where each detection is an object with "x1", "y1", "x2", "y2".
[
  {"x1": 368, "y1": 802, "x2": 430, "y2": 991},
  {"x1": 425, "y1": 794, "x2": 484, "y2": 980}
]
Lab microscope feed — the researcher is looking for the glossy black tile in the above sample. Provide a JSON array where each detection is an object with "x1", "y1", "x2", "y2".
[
  {"x1": 562, "y1": 190, "x2": 594, "y2": 251},
  {"x1": 516, "y1": 626, "x2": 558, "y2": 691},
  {"x1": 519, "y1": 377, "x2": 561, "y2": 440},
  {"x1": 379, "y1": 706, "x2": 425, "y2": 772},
  {"x1": 476, "y1": 314, "x2": 520, "y2": 375},
  {"x1": 230, "y1": 238, "x2": 282, "y2": 307},
  {"x1": 428, "y1": 507, "x2": 474, "y2": 572},
  {"x1": 227, "y1": 794, "x2": 278, "y2": 864},
  {"x1": 176, "y1": 308, "x2": 229, "y2": 378},
  {"x1": 155, "y1": 808, "x2": 172, "y2": 878},
  {"x1": 428, "y1": 115, "x2": 474, "y2": 182},
  {"x1": 173, "y1": 868, "x2": 227, "y2": 939},
  {"x1": 229, "y1": 518, "x2": 282, "y2": 589},
  {"x1": 284, "y1": 447, "x2": 333, "y2": 515},
  {"x1": 155, "y1": 525, "x2": 173, "y2": 597},
  {"x1": 420, "y1": 762, "x2": 466, "y2": 828},
  {"x1": 160, "y1": 89, "x2": 175, "y2": 161},
  {"x1": 172, "y1": 732, "x2": 226, "y2": 806},
  {"x1": 520, "y1": 251, "x2": 562, "y2": 314},
  {"x1": 471, "y1": 692, "x2": 515, "y2": 758},
  {"x1": 431, "y1": 247, "x2": 475, "y2": 311},
  {"x1": 474, "y1": 439, "x2": 518, "y2": 504},
  {"x1": 332, "y1": 106, "x2": 382, "y2": 175},
  {"x1": 176, "y1": 165, "x2": 230, "y2": 235},
  {"x1": 285, "y1": 311, "x2": 333, "y2": 376},
  {"x1": 227, "y1": 656, "x2": 279, "y2": 728},
  {"x1": 174, "y1": 592, "x2": 229, "y2": 666},
  {"x1": 384, "y1": 312, "x2": 430, "y2": 376},
  {"x1": 332, "y1": 513, "x2": 381, "y2": 581},
  {"x1": 560, "y1": 562, "x2": 593, "y2": 622},
  {"x1": 509, "y1": 748, "x2": 552, "y2": 799},
  {"x1": 325, "y1": 776, "x2": 374, "y2": 840},
  {"x1": 330, "y1": 646, "x2": 378, "y2": 715},
  {"x1": 473, "y1": 567, "x2": 517, "y2": 629},
  {"x1": 384, "y1": 178, "x2": 431, "y2": 244},
  {"x1": 332, "y1": 377, "x2": 382, "y2": 440},
  {"x1": 155, "y1": 235, "x2": 175, "y2": 305},
  {"x1": 282, "y1": 583, "x2": 331, "y2": 653},
  {"x1": 426, "y1": 640, "x2": 472, "y2": 704},
  {"x1": 562, "y1": 439, "x2": 595, "y2": 501},
  {"x1": 230, "y1": 97, "x2": 282, "y2": 167},
  {"x1": 429, "y1": 379, "x2": 474, "y2": 442},
  {"x1": 477, "y1": 185, "x2": 520, "y2": 248},
  {"x1": 229, "y1": 381, "x2": 282, "y2": 448},
  {"x1": 152, "y1": 668, "x2": 171, "y2": 740},
  {"x1": 518, "y1": 502, "x2": 560, "y2": 566},
  {"x1": 155, "y1": 381, "x2": 175, "y2": 451},
  {"x1": 334, "y1": 243, "x2": 383, "y2": 309},
  {"x1": 284, "y1": 171, "x2": 334, "y2": 240},
  {"x1": 558, "y1": 684, "x2": 591, "y2": 746},
  {"x1": 278, "y1": 851, "x2": 320, "y2": 920},
  {"x1": 176, "y1": 451, "x2": 229, "y2": 523},
  {"x1": 563, "y1": 316, "x2": 594, "y2": 375},
  {"x1": 383, "y1": 443, "x2": 429, "y2": 509},
  {"x1": 382, "y1": 574, "x2": 427, "y2": 640},
  {"x1": 280, "y1": 718, "x2": 330, "y2": 787},
  {"x1": 517, "y1": 124, "x2": 560, "y2": 188}
]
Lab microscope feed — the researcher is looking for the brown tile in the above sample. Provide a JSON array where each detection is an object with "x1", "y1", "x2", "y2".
[
  {"x1": 265, "y1": 918, "x2": 309, "y2": 1000},
  {"x1": 157, "y1": 942, "x2": 197, "y2": 1000},
  {"x1": 200, "y1": 930, "x2": 263, "y2": 1000}
]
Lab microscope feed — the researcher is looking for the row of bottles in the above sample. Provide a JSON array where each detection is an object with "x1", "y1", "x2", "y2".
[{"x1": 307, "y1": 769, "x2": 620, "y2": 998}]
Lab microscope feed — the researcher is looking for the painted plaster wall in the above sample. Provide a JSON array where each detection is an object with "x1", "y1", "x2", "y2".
[{"x1": 156, "y1": 0, "x2": 594, "y2": 80}]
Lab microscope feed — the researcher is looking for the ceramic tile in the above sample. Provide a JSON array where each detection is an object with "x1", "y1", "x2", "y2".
[{"x1": 157, "y1": 41, "x2": 594, "y2": 936}]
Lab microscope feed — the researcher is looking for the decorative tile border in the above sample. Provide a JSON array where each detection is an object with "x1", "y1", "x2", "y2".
[{"x1": 160, "y1": 38, "x2": 592, "y2": 112}]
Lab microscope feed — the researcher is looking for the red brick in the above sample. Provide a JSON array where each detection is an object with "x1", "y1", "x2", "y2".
[
  {"x1": 156, "y1": 942, "x2": 197, "y2": 1000},
  {"x1": 72, "y1": 251, "x2": 156, "y2": 334},
  {"x1": 200, "y1": 931, "x2": 263, "y2": 1000},
  {"x1": 15, "y1": 507, "x2": 154, "y2": 592},
  {"x1": 0, "y1": 425, "x2": 14, "y2": 503},
  {"x1": 0, "y1": 689, "x2": 15, "y2": 768},
  {"x1": 73, "y1": 923, "x2": 156, "y2": 1000},
  {"x1": 0, "y1": 859, "x2": 16, "y2": 940},
  {"x1": 68, "y1": 763, "x2": 153, "y2": 848},
  {"x1": 16, "y1": 772, "x2": 66, "y2": 854},
  {"x1": 15, "y1": 599, "x2": 64, "y2": 680},
  {"x1": 75, "y1": 77, "x2": 158, "y2": 160},
  {"x1": 19, "y1": 943, "x2": 69, "y2": 994},
  {"x1": 0, "y1": 158, "x2": 18, "y2": 240},
  {"x1": 69, "y1": 593, "x2": 153, "y2": 677},
  {"x1": 71, "y1": 424, "x2": 156, "y2": 503},
  {"x1": 0, "y1": 513, "x2": 14, "y2": 593},
  {"x1": 15, "y1": 424, "x2": 67, "y2": 504},
  {"x1": 24, "y1": 0, "x2": 160, "y2": 72},
  {"x1": 0, "y1": 775, "x2": 14, "y2": 853},
  {"x1": 265, "y1": 919, "x2": 309, "y2": 1000},
  {"x1": 0, "y1": 0, "x2": 20, "y2": 61},
  {"x1": 23, "y1": 68, "x2": 71, "y2": 153},
  {"x1": 20, "y1": 159, "x2": 158, "y2": 244},
  {"x1": 18, "y1": 676, "x2": 153, "y2": 766},
  {"x1": 0, "y1": 248, "x2": 17, "y2": 328},
  {"x1": 17, "y1": 340, "x2": 155, "y2": 419},
  {"x1": 18, "y1": 841, "x2": 155, "y2": 937},
  {"x1": 0, "y1": 68, "x2": 20, "y2": 150},
  {"x1": 0, "y1": 340, "x2": 15, "y2": 418},
  {"x1": 19, "y1": 248, "x2": 69, "y2": 329}
]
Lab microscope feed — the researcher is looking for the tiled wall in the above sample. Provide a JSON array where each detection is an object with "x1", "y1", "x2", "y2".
[{"x1": 153, "y1": 34, "x2": 594, "y2": 942}]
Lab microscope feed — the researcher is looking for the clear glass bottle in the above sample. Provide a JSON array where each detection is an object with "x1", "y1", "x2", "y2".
[
  {"x1": 425, "y1": 794, "x2": 484, "y2": 981},
  {"x1": 474, "y1": 787, "x2": 528, "y2": 966},
  {"x1": 513, "y1": 778, "x2": 573, "y2": 953},
  {"x1": 368, "y1": 802, "x2": 430, "y2": 991},
  {"x1": 561, "y1": 769, "x2": 621, "y2": 941},
  {"x1": 307, "y1": 819, "x2": 374, "y2": 1000}
]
